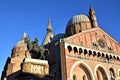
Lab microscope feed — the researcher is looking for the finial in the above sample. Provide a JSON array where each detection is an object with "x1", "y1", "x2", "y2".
[
  {"x1": 89, "y1": 5, "x2": 93, "y2": 12},
  {"x1": 90, "y1": 5, "x2": 92, "y2": 9},
  {"x1": 47, "y1": 18, "x2": 52, "y2": 32},
  {"x1": 48, "y1": 18, "x2": 51, "y2": 23},
  {"x1": 89, "y1": 5, "x2": 95, "y2": 15},
  {"x1": 23, "y1": 31, "x2": 27, "y2": 39}
]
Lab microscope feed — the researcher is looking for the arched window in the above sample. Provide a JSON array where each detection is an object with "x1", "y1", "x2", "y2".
[
  {"x1": 74, "y1": 47, "x2": 78, "y2": 53},
  {"x1": 110, "y1": 55, "x2": 112, "y2": 59},
  {"x1": 97, "y1": 52, "x2": 101, "y2": 57},
  {"x1": 106, "y1": 54, "x2": 109, "y2": 61},
  {"x1": 113, "y1": 56, "x2": 116, "y2": 60},
  {"x1": 109, "y1": 68, "x2": 116, "y2": 78},
  {"x1": 102, "y1": 53, "x2": 104, "y2": 57},
  {"x1": 67, "y1": 45, "x2": 72, "y2": 53},
  {"x1": 89, "y1": 50, "x2": 92, "y2": 56},
  {"x1": 73, "y1": 74, "x2": 77, "y2": 80},
  {"x1": 96, "y1": 66, "x2": 108, "y2": 80},
  {"x1": 79, "y1": 48, "x2": 83, "y2": 54},
  {"x1": 82, "y1": 75, "x2": 86, "y2": 80},
  {"x1": 84, "y1": 49, "x2": 87, "y2": 55},
  {"x1": 93, "y1": 51, "x2": 96, "y2": 56},
  {"x1": 117, "y1": 56, "x2": 119, "y2": 60}
]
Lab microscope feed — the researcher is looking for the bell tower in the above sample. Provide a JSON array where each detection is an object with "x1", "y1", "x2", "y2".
[{"x1": 89, "y1": 6, "x2": 98, "y2": 28}]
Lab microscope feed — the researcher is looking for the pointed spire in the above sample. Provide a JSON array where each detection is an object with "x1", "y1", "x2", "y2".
[
  {"x1": 22, "y1": 31, "x2": 27, "y2": 39},
  {"x1": 89, "y1": 6, "x2": 95, "y2": 15},
  {"x1": 89, "y1": 6, "x2": 98, "y2": 27},
  {"x1": 47, "y1": 18, "x2": 52, "y2": 32},
  {"x1": 42, "y1": 18, "x2": 54, "y2": 46}
]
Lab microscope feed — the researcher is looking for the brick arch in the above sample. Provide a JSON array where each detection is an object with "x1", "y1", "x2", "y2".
[
  {"x1": 70, "y1": 61, "x2": 94, "y2": 80},
  {"x1": 94, "y1": 64, "x2": 108, "y2": 80}
]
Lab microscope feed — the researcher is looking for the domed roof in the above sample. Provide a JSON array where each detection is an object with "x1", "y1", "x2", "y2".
[
  {"x1": 15, "y1": 39, "x2": 27, "y2": 48},
  {"x1": 14, "y1": 32, "x2": 27, "y2": 48},
  {"x1": 66, "y1": 14, "x2": 90, "y2": 28}
]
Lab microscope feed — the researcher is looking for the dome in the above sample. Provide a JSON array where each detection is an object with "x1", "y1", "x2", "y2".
[
  {"x1": 66, "y1": 14, "x2": 90, "y2": 28},
  {"x1": 15, "y1": 39, "x2": 27, "y2": 48},
  {"x1": 14, "y1": 32, "x2": 27, "y2": 48}
]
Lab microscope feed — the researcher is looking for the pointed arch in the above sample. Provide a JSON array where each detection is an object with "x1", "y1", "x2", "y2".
[
  {"x1": 94, "y1": 64, "x2": 108, "y2": 80},
  {"x1": 70, "y1": 61, "x2": 94, "y2": 80}
]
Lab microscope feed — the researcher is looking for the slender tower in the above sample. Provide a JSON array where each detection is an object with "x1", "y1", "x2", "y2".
[
  {"x1": 89, "y1": 6, "x2": 98, "y2": 28},
  {"x1": 42, "y1": 18, "x2": 54, "y2": 46}
]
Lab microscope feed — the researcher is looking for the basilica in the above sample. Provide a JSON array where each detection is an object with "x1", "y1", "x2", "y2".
[{"x1": 1, "y1": 7, "x2": 120, "y2": 80}]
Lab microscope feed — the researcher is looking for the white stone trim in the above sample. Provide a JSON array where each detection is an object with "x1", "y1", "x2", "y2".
[
  {"x1": 69, "y1": 61, "x2": 94, "y2": 80},
  {"x1": 65, "y1": 42, "x2": 120, "y2": 59},
  {"x1": 24, "y1": 58, "x2": 48, "y2": 64},
  {"x1": 118, "y1": 69, "x2": 120, "y2": 77}
]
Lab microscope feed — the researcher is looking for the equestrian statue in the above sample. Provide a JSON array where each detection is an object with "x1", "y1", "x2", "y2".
[{"x1": 24, "y1": 37, "x2": 49, "y2": 60}]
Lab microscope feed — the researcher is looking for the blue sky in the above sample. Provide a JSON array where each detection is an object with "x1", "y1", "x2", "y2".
[{"x1": 0, "y1": 0, "x2": 120, "y2": 76}]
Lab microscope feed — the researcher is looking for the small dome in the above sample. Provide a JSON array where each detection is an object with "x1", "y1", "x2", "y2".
[
  {"x1": 66, "y1": 14, "x2": 90, "y2": 28},
  {"x1": 14, "y1": 32, "x2": 27, "y2": 48},
  {"x1": 15, "y1": 39, "x2": 27, "y2": 48}
]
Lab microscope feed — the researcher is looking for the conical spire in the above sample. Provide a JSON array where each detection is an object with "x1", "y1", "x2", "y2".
[
  {"x1": 15, "y1": 32, "x2": 27, "y2": 48},
  {"x1": 22, "y1": 31, "x2": 27, "y2": 39},
  {"x1": 89, "y1": 6, "x2": 95, "y2": 15},
  {"x1": 89, "y1": 6, "x2": 98, "y2": 27},
  {"x1": 42, "y1": 18, "x2": 54, "y2": 46},
  {"x1": 47, "y1": 18, "x2": 52, "y2": 32}
]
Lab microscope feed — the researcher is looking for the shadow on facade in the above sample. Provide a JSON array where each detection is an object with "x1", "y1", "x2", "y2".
[{"x1": 4, "y1": 70, "x2": 54, "y2": 80}]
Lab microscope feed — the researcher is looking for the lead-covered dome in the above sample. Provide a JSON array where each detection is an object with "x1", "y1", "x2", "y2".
[
  {"x1": 66, "y1": 14, "x2": 90, "y2": 28},
  {"x1": 14, "y1": 32, "x2": 27, "y2": 48},
  {"x1": 15, "y1": 39, "x2": 27, "y2": 48},
  {"x1": 66, "y1": 14, "x2": 92, "y2": 37}
]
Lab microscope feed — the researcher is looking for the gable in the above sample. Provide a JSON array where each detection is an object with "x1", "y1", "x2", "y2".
[{"x1": 65, "y1": 27, "x2": 120, "y2": 54}]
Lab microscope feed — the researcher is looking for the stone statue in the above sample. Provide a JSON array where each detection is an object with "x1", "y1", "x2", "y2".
[{"x1": 24, "y1": 37, "x2": 49, "y2": 60}]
